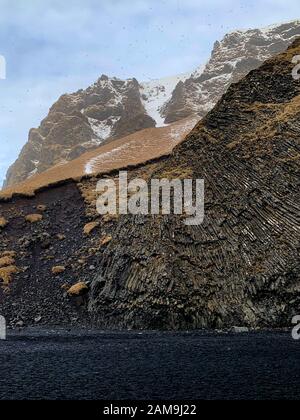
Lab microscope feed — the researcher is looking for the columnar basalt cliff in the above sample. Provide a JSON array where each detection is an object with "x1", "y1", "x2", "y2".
[
  {"x1": 4, "y1": 21, "x2": 300, "y2": 188},
  {"x1": 0, "y1": 40, "x2": 299, "y2": 329},
  {"x1": 87, "y1": 39, "x2": 300, "y2": 329}
]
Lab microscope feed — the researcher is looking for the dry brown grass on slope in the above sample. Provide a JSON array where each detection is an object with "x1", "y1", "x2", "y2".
[
  {"x1": 0, "y1": 251, "x2": 18, "y2": 287},
  {"x1": 0, "y1": 117, "x2": 198, "y2": 199},
  {"x1": 0, "y1": 266, "x2": 18, "y2": 286},
  {"x1": 51, "y1": 266, "x2": 66, "y2": 275},
  {"x1": 83, "y1": 221, "x2": 99, "y2": 236},
  {"x1": 226, "y1": 94, "x2": 300, "y2": 154},
  {"x1": 25, "y1": 214, "x2": 43, "y2": 223},
  {"x1": 0, "y1": 217, "x2": 7, "y2": 228},
  {"x1": 0, "y1": 256, "x2": 15, "y2": 267},
  {"x1": 67, "y1": 282, "x2": 89, "y2": 296}
]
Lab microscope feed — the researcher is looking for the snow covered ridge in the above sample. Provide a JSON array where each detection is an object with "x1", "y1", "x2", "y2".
[
  {"x1": 103, "y1": 19, "x2": 300, "y2": 129},
  {"x1": 140, "y1": 73, "x2": 190, "y2": 127},
  {"x1": 162, "y1": 19, "x2": 300, "y2": 123},
  {"x1": 4, "y1": 19, "x2": 300, "y2": 188},
  {"x1": 85, "y1": 143, "x2": 129, "y2": 175},
  {"x1": 226, "y1": 19, "x2": 300, "y2": 37}
]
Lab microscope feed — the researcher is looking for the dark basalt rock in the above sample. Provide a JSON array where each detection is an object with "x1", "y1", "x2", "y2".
[
  {"x1": 0, "y1": 40, "x2": 299, "y2": 330},
  {"x1": 87, "y1": 40, "x2": 300, "y2": 329}
]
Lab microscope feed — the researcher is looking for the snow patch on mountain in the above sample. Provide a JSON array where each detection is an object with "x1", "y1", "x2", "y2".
[
  {"x1": 88, "y1": 118, "x2": 111, "y2": 141},
  {"x1": 85, "y1": 143, "x2": 129, "y2": 175},
  {"x1": 140, "y1": 74, "x2": 190, "y2": 127},
  {"x1": 88, "y1": 116, "x2": 121, "y2": 145},
  {"x1": 162, "y1": 19, "x2": 300, "y2": 124}
]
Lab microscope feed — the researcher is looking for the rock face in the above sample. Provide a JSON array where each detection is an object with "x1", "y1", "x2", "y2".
[
  {"x1": 4, "y1": 21, "x2": 300, "y2": 188},
  {"x1": 163, "y1": 20, "x2": 300, "y2": 123},
  {"x1": 87, "y1": 40, "x2": 300, "y2": 329},
  {"x1": 4, "y1": 74, "x2": 189, "y2": 189},
  {"x1": 0, "y1": 39, "x2": 299, "y2": 329},
  {"x1": 4, "y1": 76, "x2": 156, "y2": 188},
  {"x1": 1, "y1": 116, "x2": 198, "y2": 199}
]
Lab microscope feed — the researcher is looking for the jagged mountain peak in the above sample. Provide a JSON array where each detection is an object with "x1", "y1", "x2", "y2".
[
  {"x1": 4, "y1": 20, "x2": 300, "y2": 188},
  {"x1": 163, "y1": 19, "x2": 300, "y2": 123},
  {"x1": 4, "y1": 72, "x2": 156, "y2": 188},
  {"x1": 140, "y1": 73, "x2": 190, "y2": 127}
]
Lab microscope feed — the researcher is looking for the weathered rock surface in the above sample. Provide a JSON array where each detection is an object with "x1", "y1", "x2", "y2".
[
  {"x1": 0, "y1": 40, "x2": 299, "y2": 330},
  {"x1": 163, "y1": 20, "x2": 300, "y2": 123},
  {"x1": 1, "y1": 116, "x2": 197, "y2": 199},
  {"x1": 4, "y1": 77, "x2": 156, "y2": 188},
  {"x1": 4, "y1": 21, "x2": 300, "y2": 188},
  {"x1": 87, "y1": 40, "x2": 300, "y2": 329}
]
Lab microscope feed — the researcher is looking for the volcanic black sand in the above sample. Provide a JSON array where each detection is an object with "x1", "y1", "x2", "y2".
[{"x1": 0, "y1": 330, "x2": 299, "y2": 400}]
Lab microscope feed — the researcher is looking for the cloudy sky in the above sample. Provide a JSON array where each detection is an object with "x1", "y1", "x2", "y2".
[{"x1": 0, "y1": 0, "x2": 299, "y2": 185}]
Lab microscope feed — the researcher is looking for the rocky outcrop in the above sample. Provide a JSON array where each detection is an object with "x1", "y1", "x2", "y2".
[
  {"x1": 0, "y1": 117, "x2": 198, "y2": 199},
  {"x1": 163, "y1": 20, "x2": 300, "y2": 123},
  {"x1": 86, "y1": 40, "x2": 300, "y2": 329},
  {"x1": 4, "y1": 76, "x2": 156, "y2": 188},
  {"x1": 5, "y1": 21, "x2": 300, "y2": 189},
  {"x1": 0, "y1": 39, "x2": 299, "y2": 329},
  {"x1": 3, "y1": 73, "x2": 190, "y2": 189}
]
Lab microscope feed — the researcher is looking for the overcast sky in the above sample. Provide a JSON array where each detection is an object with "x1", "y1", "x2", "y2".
[{"x1": 0, "y1": 0, "x2": 299, "y2": 185}]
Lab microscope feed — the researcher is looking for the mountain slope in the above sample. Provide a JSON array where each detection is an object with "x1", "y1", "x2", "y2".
[
  {"x1": 87, "y1": 39, "x2": 300, "y2": 329},
  {"x1": 4, "y1": 76, "x2": 156, "y2": 188},
  {"x1": 4, "y1": 74, "x2": 188, "y2": 188},
  {"x1": 4, "y1": 20, "x2": 300, "y2": 189},
  {"x1": 0, "y1": 117, "x2": 197, "y2": 198},
  {"x1": 0, "y1": 39, "x2": 299, "y2": 329},
  {"x1": 163, "y1": 20, "x2": 300, "y2": 122},
  {"x1": 140, "y1": 73, "x2": 190, "y2": 126}
]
